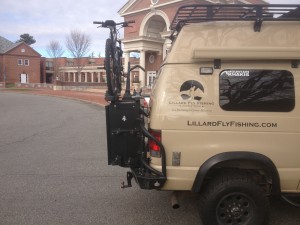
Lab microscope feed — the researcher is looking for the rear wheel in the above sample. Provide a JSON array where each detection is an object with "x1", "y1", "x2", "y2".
[
  {"x1": 199, "y1": 171, "x2": 269, "y2": 225},
  {"x1": 105, "y1": 38, "x2": 114, "y2": 95},
  {"x1": 114, "y1": 46, "x2": 123, "y2": 94},
  {"x1": 105, "y1": 38, "x2": 122, "y2": 96}
]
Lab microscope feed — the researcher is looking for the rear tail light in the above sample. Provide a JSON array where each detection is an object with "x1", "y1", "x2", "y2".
[
  {"x1": 149, "y1": 129, "x2": 161, "y2": 158},
  {"x1": 143, "y1": 99, "x2": 148, "y2": 108},
  {"x1": 143, "y1": 96, "x2": 150, "y2": 111}
]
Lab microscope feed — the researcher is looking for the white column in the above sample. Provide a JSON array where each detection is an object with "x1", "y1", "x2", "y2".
[
  {"x1": 91, "y1": 72, "x2": 94, "y2": 83},
  {"x1": 98, "y1": 72, "x2": 101, "y2": 83},
  {"x1": 73, "y1": 73, "x2": 76, "y2": 82},
  {"x1": 139, "y1": 50, "x2": 146, "y2": 87},
  {"x1": 163, "y1": 39, "x2": 172, "y2": 60},
  {"x1": 85, "y1": 72, "x2": 88, "y2": 82},
  {"x1": 124, "y1": 51, "x2": 130, "y2": 73}
]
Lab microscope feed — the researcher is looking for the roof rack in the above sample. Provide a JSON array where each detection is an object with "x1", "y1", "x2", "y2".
[{"x1": 170, "y1": 4, "x2": 300, "y2": 33}]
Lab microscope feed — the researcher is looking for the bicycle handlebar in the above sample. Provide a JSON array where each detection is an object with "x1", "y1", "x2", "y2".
[{"x1": 93, "y1": 21, "x2": 104, "y2": 24}]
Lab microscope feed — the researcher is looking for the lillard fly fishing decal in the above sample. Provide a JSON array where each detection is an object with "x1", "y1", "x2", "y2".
[
  {"x1": 187, "y1": 120, "x2": 278, "y2": 128},
  {"x1": 169, "y1": 80, "x2": 214, "y2": 112}
]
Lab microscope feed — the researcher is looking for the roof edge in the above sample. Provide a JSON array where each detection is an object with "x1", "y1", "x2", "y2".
[{"x1": 5, "y1": 42, "x2": 41, "y2": 57}]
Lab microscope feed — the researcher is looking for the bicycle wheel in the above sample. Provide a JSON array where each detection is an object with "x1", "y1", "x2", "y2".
[
  {"x1": 114, "y1": 46, "x2": 123, "y2": 93},
  {"x1": 105, "y1": 38, "x2": 123, "y2": 96},
  {"x1": 105, "y1": 38, "x2": 114, "y2": 95}
]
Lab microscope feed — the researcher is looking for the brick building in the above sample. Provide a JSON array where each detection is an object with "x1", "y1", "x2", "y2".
[
  {"x1": 0, "y1": 36, "x2": 41, "y2": 85},
  {"x1": 0, "y1": 36, "x2": 111, "y2": 88},
  {"x1": 42, "y1": 57, "x2": 106, "y2": 84},
  {"x1": 1, "y1": 0, "x2": 267, "y2": 89},
  {"x1": 42, "y1": 56, "x2": 140, "y2": 89},
  {"x1": 119, "y1": 0, "x2": 267, "y2": 88}
]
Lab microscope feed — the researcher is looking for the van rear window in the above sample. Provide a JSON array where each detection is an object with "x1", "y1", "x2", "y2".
[{"x1": 219, "y1": 70, "x2": 295, "y2": 112}]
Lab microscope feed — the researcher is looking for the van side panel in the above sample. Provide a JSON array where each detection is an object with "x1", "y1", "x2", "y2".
[
  {"x1": 150, "y1": 62, "x2": 300, "y2": 192},
  {"x1": 150, "y1": 21, "x2": 300, "y2": 192},
  {"x1": 166, "y1": 21, "x2": 300, "y2": 64}
]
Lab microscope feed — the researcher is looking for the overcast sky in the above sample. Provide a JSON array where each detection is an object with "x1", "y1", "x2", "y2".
[
  {"x1": 0, "y1": 0, "x2": 299, "y2": 57},
  {"x1": 0, "y1": 0, "x2": 126, "y2": 57}
]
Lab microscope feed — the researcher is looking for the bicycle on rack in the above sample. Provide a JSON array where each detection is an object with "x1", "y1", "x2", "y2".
[{"x1": 93, "y1": 20, "x2": 134, "y2": 101}]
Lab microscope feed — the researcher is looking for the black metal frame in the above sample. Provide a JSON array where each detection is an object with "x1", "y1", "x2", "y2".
[
  {"x1": 104, "y1": 61, "x2": 167, "y2": 190},
  {"x1": 170, "y1": 4, "x2": 300, "y2": 34}
]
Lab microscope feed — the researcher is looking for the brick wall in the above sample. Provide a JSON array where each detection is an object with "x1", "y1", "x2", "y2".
[
  {"x1": 145, "y1": 52, "x2": 162, "y2": 72},
  {"x1": 123, "y1": 0, "x2": 201, "y2": 38},
  {"x1": 16, "y1": 83, "x2": 53, "y2": 89},
  {"x1": 0, "y1": 55, "x2": 3, "y2": 82}
]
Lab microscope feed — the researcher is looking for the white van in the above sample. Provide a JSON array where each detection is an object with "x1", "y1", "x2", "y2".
[{"x1": 105, "y1": 4, "x2": 300, "y2": 225}]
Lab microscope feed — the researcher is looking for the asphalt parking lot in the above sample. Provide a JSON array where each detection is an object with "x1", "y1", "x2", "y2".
[{"x1": 0, "y1": 92, "x2": 299, "y2": 225}]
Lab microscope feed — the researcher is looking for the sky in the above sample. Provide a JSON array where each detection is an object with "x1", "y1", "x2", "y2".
[
  {"x1": 0, "y1": 0, "x2": 126, "y2": 57},
  {"x1": 0, "y1": 0, "x2": 299, "y2": 58}
]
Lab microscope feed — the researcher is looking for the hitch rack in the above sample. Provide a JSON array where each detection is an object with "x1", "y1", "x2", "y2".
[{"x1": 105, "y1": 62, "x2": 167, "y2": 190}]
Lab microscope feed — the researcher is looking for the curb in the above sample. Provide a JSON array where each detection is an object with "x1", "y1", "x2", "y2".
[{"x1": 1, "y1": 89, "x2": 107, "y2": 107}]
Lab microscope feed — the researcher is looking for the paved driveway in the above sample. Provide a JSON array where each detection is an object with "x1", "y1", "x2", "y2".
[{"x1": 0, "y1": 92, "x2": 299, "y2": 225}]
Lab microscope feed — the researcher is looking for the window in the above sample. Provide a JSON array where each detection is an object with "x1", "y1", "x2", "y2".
[
  {"x1": 219, "y1": 70, "x2": 295, "y2": 112},
  {"x1": 46, "y1": 61, "x2": 53, "y2": 70},
  {"x1": 24, "y1": 59, "x2": 29, "y2": 66},
  {"x1": 67, "y1": 61, "x2": 74, "y2": 66},
  {"x1": 133, "y1": 73, "x2": 139, "y2": 83},
  {"x1": 18, "y1": 59, "x2": 23, "y2": 65}
]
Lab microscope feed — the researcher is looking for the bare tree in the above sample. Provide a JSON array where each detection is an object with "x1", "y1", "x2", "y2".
[
  {"x1": 47, "y1": 40, "x2": 64, "y2": 58},
  {"x1": 46, "y1": 40, "x2": 65, "y2": 82},
  {"x1": 65, "y1": 30, "x2": 91, "y2": 82}
]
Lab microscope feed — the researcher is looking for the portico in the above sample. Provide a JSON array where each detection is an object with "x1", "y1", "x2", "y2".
[
  {"x1": 59, "y1": 66, "x2": 106, "y2": 84},
  {"x1": 119, "y1": 1, "x2": 172, "y2": 88}
]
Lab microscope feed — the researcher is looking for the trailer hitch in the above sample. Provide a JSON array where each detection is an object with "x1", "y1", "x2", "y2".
[{"x1": 121, "y1": 171, "x2": 134, "y2": 189}]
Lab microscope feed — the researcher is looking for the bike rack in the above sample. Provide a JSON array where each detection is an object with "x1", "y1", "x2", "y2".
[
  {"x1": 104, "y1": 61, "x2": 167, "y2": 189},
  {"x1": 123, "y1": 62, "x2": 145, "y2": 100}
]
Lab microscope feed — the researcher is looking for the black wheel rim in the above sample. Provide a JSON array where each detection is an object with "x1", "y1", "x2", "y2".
[
  {"x1": 114, "y1": 49, "x2": 122, "y2": 94},
  {"x1": 216, "y1": 192, "x2": 255, "y2": 225},
  {"x1": 107, "y1": 55, "x2": 115, "y2": 93}
]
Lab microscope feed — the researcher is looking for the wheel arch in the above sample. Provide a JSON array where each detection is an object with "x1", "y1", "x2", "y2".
[{"x1": 192, "y1": 151, "x2": 281, "y2": 194}]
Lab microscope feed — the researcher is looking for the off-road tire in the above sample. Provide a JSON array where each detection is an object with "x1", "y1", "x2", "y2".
[
  {"x1": 105, "y1": 38, "x2": 122, "y2": 97},
  {"x1": 199, "y1": 171, "x2": 270, "y2": 225},
  {"x1": 105, "y1": 38, "x2": 114, "y2": 95}
]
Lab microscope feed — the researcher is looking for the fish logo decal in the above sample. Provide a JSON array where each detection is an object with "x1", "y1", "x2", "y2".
[{"x1": 180, "y1": 80, "x2": 204, "y2": 101}]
